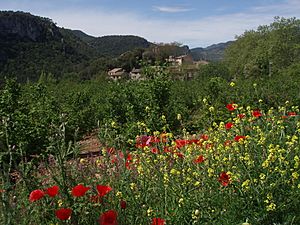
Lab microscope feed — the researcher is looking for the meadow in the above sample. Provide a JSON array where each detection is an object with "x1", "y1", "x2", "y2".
[{"x1": 0, "y1": 63, "x2": 300, "y2": 225}]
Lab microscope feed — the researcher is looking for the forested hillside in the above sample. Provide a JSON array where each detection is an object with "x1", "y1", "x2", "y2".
[{"x1": 191, "y1": 41, "x2": 233, "y2": 61}]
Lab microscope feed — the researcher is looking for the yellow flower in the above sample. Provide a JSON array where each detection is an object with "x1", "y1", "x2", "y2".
[
  {"x1": 116, "y1": 191, "x2": 122, "y2": 198},
  {"x1": 57, "y1": 199, "x2": 63, "y2": 207},
  {"x1": 80, "y1": 158, "x2": 87, "y2": 164},
  {"x1": 292, "y1": 172, "x2": 299, "y2": 180},
  {"x1": 130, "y1": 183, "x2": 136, "y2": 190},
  {"x1": 177, "y1": 114, "x2": 182, "y2": 120},
  {"x1": 260, "y1": 173, "x2": 266, "y2": 180},
  {"x1": 194, "y1": 181, "x2": 200, "y2": 186},
  {"x1": 147, "y1": 207, "x2": 153, "y2": 216},
  {"x1": 241, "y1": 179, "x2": 250, "y2": 190},
  {"x1": 266, "y1": 202, "x2": 276, "y2": 211},
  {"x1": 230, "y1": 82, "x2": 235, "y2": 87}
]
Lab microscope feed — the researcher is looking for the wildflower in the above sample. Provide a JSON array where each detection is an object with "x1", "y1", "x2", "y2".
[
  {"x1": 71, "y1": 184, "x2": 90, "y2": 197},
  {"x1": 151, "y1": 148, "x2": 159, "y2": 154},
  {"x1": 151, "y1": 218, "x2": 165, "y2": 225},
  {"x1": 45, "y1": 185, "x2": 59, "y2": 198},
  {"x1": 136, "y1": 135, "x2": 152, "y2": 148},
  {"x1": 125, "y1": 153, "x2": 133, "y2": 170},
  {"x1": 230, "y1": 82, "x2": 235, "y2": 87},
  {"x1": 97, "y1": 185, "x2": 112, "y2": 197},
  {"x1": 266, "y1": 202, "x2": 276, "y2": 211},
  {"x1": 292, "y1": 172, "x2": 299, "y2": 180},
  {"x1": 218, "y1": 172, "x2": 230, "y2": 187},
  {"x1": 234, "y1": 135, "x2": 246, "y2": 142},
  {"x1": 238, "y1": 114, "x2": 246, "y2": 119},
  {"x1": 99, "y1": 210, "x2": 118, "y2": 225},
  {"x1": 193, "y1": 155, "x2": 205, "y2": 164},
  {"x1": 55, "y1": 208, "x2": 72, "y2": 220},
  {"x1": 252, "y1": 110, "x2": 262, "y2": 118},
  {"x1": 177, "y1": 114, "x2": 182, "y2": 120},
  {"x1": 175, "y1": 139, "x2": 189, "y2": 148},
  {"x1": 29, "y1": 189, "x2": 44, "y2": 202},
  {"x1": 225, "y1": 122, "x2": 234, "y2": 130},
  {"x1": 200, "y1": 134, "x2": 209, "y2": 141},
  {"x1": 224, "y1": 140, "x2": 232, "y2": 146},
  {"x1": 107, "y1": 147, "x2": 116, "y2": 154},
  {"x1": 115, "y1": 191, "x2": 122, "y2": 198},
  {"x1": 120, "y1": 200, "x2": 127, "y2": 209},
  {"x1": 226, "y1": 103, "x2": 236, "y2": 111},
  {"x1": 288, "y1": 112, "x2": 297, "y2": 116}
]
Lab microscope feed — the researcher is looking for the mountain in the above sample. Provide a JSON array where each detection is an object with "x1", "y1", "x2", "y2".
[
  {"x1": 89, "y1": 35, "x2": 151, "y2": 57},
  {"x1": 190, "y1": 41, "x2": 234, "y2": 62},
  {"x1": 0, "y1": 11, "x2": 152, "y2": 82},
  {"x1": 71, "y1": 29, "x2": 96, "y2": 43},
  {"x1": 0, "y1": 11, "x2": 98, "y2": 82}
]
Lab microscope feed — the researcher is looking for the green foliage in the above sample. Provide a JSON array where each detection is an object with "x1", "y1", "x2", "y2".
[{"x1": 225, "y1": 17, "x2": 300, "y2": 78}]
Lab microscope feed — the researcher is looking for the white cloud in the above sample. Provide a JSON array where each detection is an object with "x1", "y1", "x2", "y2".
[{"x1": 153, "y1": 6, "x2": 193, "y2": 13}]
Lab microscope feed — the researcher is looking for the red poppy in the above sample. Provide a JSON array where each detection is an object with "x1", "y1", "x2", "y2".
[
  {"x1": 218, "y1": 172, "x2": 230, "y2": 187},
  {"x1": 237, "y1": 114, "x2": 245, "y2": 119},
  {"x1": 99, "y1": 210, "x2": 118, "y2": 225},
  {"x1": 205, "y1": 143, "x2": 213, "y2": 149},
  {"x1": 29, "y1": 189, "x2": 44, "y2": 202},
  {"x1": 226, "y1": 103, "x2": 236, "y2": 111},
  {"x1": 45, "y1": 185, "x2": 59, "y2": 197},
  {"x1": 163, "y1": 146, "x2": 171, "y2": 153},
  {"x1": 55, "y1": 208, "x2": 72, "y2": 220},
  {"x1": 120, "y1": 200, "x2": 127, "y2": 209},
  {"x1": 71, "y1": 184, "x2": 90, "y2": 197},
  {"x1": 288, "y1": 112, "x2": 297, "y2": 116},
  {"x1": 188, "y1": 139, "x2": 199, "y2": 145},
  {"x1": 151, "y1": 218, "x2": 165, "y2": 225},
  {"x1": 175, "y1": 139, "x2": 189, "y2": 148},
  {"x1": 107, "y1": 147, "x2": 116, "y2": 154},
  {"x1": 200, "y1": 134, "x2": 209, "y2": 141},
  {"x1": 252, "y1": 110, "x2": 262, "y2": 117},
  {"x1": 151, "y1": 148, "x2": 159, "y2": 154},
  {"x1": 234, "y1": 135, "x2": 246, "y2": 142},
  {"x1": 125, "y1": 153, "x2": 133, "y2": 170},
  {"x1": 96, "y1": 185, "x2": 112, "y2": 197},
  {"x1": 135, "y1": 135, "x2": 152, "y2": 148},
  {"x1": 225, "y1": 122, "x2": 234, "y2": 130},
  {"x1": 224, "y1": 140, "x2": 232, "y2": 146},
  {"x1": 193, "y1": 155, "x2": 205, "y2": 164}
]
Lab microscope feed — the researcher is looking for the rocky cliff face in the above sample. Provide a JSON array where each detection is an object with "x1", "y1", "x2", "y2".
[{"x1": 0, "y1": 11, "x2": 61, "y2": 42}]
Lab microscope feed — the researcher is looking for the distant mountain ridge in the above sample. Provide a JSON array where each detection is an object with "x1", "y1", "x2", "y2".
[
  {"x1": 89, "y1": 35, "x2": 151, "y2": 57},
  {"x1": 191, "y1": 41, "x2": 234, "y2": 61}
]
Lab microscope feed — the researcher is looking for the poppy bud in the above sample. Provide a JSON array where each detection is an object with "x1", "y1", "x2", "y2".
[{"x1": 120, "y1": 200, "x2": 127, "y2": 209}]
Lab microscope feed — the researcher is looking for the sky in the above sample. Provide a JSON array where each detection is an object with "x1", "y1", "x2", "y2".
[{"x1": 1, "y1": 0, "x2": 300, "y2": 48}]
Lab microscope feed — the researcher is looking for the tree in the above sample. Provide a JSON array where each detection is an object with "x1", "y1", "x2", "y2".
[{"x1": 225, "y1": 17, "x2": 300, "y2": 78}]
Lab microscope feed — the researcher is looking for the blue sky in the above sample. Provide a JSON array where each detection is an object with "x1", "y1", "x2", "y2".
[{"x1": 1, "y1": 0, "x2": 300, "y2": 48}]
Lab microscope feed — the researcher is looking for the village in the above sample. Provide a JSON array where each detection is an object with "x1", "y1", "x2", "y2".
[{"x1": 107, "y1": 54, "x2": 209, "y2": 81}]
